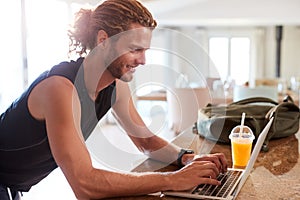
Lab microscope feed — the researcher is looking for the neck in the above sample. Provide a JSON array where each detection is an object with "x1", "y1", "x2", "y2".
[
  {"x1": 95, "y1": 69, "x2": 116, "y2": 92},
  {"x1": 83, "y1": 56, "x2": 115, "y2": 101}
]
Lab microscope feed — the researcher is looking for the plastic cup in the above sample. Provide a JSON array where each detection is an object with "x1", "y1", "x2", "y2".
[{"x1": 229, "y1": 125, "x2": 255, "y2": 169}]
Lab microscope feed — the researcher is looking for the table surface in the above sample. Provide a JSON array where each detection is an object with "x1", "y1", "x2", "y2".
[{"x1": 105, "y1": 124, "x2": 300, "y2": 200}]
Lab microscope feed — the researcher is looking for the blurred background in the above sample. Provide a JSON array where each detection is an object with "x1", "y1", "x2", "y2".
[
  {"x1": 0, "y1": 0, "x2": 300, "y2": 112},
  {"x1": 0, "y1": 0, "x2": 299, "y2": 199}
]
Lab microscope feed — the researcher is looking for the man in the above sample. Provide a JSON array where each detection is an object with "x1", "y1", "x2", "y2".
[{"x1": 0, "y1": 0, "x2": 227, "y2": 199}]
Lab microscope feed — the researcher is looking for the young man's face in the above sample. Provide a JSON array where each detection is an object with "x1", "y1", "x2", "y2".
[{"x1": 106, "y1": 24, "x2": 153, "y2": 82}]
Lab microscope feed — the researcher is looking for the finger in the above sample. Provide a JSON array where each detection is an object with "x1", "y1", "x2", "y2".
[
  {"x1": 206, "y1": 153, "x2": 227, "y2": 173},
  {"x1": 199, "y1": 169, "x2": 218, "y2": 179},
  {"x1": 191, "y1": 157, "x2": 220, "y2": 175},
  {"x1": 198, "y1": 163, "x2": 220, "y2": 178},
  {"x1": 198, "y1": 177, "x2": 221, "y2": 186},
  {"x1": 204, "y1": 156, "x2": 222, "y2": 173},
  {"x1": 186, "y1": 161, "x2": 219, "y2": 177},
  {"x1": 214, "y1": 153, "x2": 228, "y2": 173},
  {"x1": 183, "y1": 160, "x2": 211, "y2": 168}
]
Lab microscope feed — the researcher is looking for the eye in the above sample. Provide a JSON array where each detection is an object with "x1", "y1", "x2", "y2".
[
  {"x1": 132, "y1": 49, "x2": 140, "y2": 53},
  {"x1": 129, "y1": 47, "x2": 144, "y2": 53}
]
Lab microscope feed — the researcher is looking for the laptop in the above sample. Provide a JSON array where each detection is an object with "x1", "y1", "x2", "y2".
[{"x1": 164, "y1": 117, "x2": 274, "y2": 200}]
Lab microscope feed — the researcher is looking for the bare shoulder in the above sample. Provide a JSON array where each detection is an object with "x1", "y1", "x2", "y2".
[
  {"x1": 40, "y1": 76, "x2": 76, "y2": 98},
  {"x1": 28, "y1": 76, "x2": 79, "y2": 120}
]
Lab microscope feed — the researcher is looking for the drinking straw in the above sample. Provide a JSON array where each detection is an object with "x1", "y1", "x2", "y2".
[{"x1": 239, "y1": 112, "x2": 246, "y2": 136}]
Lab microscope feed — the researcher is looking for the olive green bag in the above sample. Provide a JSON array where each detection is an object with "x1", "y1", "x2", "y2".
[{"x1": 197, "y1": 96, "x2": 300, "y2": 151}]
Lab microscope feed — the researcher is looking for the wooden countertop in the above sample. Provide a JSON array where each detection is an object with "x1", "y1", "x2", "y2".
[{"x1": 105, "y1": 125, "x2": 300, "y2": 200}]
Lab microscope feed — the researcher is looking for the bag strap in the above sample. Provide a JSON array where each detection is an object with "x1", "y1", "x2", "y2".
[
  {"x1": 229, "y1": 97, "x2": 278, "y2": 106},
  {"x1": 282, "y1": 95, "x2": 294, "y2": 103}
]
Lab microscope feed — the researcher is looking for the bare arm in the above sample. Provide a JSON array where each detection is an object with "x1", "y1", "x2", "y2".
[
  {"x1": 29, "y1": 77, "x2": 222, "y2": 199},
  {"x1": 112, "y1": 81, "x2": 228, "y2": 172},
  {"x1": 28, "y1": 77, "x2": 175, "y2": 199},
  {"x1": 112, "y1": 80, "x2": 182, "y2": 165}
]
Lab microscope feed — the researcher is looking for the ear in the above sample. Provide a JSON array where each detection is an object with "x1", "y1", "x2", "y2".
[{"x1": 97, "y1": 30, "x2": 108, "y2": 46}]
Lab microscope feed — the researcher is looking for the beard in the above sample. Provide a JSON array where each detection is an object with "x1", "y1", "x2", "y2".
[
  {"x1": 105, "y1": 46, "x2": 135, "y2": 82},
  {"x1": 107, "y1": 59, "x2": 134, "y2": 82}
]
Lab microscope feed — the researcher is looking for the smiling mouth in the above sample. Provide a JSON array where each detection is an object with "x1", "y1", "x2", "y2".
[{"x1": 126, "y1": 65, "x2": 136, "y2": 73}]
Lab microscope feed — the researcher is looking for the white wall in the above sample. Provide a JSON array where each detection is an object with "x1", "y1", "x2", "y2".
[
  {"x1": 142, "y1": 0, "x2": 300, "y2": 86},
  {"x1": 263, "y1": 26, "x2": 300, "y2": 80},
  {"x1": 158, "y1": 25, "x2": 300, "y2": 87},
  {"x1": 282, "y1": 26, "x2": 300, "y2": 78}
]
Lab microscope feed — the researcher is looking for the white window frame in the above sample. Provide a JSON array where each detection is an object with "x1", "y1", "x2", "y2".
[{"x1": 206, "y1": 27, "x2": 260, "y2": 86}]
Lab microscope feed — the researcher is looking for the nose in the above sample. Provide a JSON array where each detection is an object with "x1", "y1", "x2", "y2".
[{"x1": 136, "y1": 52, "x2": 146, "y2": 65}]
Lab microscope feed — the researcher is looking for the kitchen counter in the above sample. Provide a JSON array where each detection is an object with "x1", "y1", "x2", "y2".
[{"x1": 106, "y1": 124, "x2": 300, "y2": 200}]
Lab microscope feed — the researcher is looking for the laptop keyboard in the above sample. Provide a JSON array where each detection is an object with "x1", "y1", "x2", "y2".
[{"x1": 192, "y1": 170, "x2": 242, "y2": 197}]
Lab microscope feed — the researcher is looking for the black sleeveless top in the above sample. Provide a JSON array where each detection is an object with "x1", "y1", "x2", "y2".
[{"x1": 0, "y1": 57, "x2": 116, "y2": 191}]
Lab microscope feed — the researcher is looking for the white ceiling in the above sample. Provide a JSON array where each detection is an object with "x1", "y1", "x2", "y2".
[
  {"x1": 142, "y1": 0, "x2": 300, "y2": 26},
  {"x1": 63, "y1": 0, "x2": 300, "y2": 26}
]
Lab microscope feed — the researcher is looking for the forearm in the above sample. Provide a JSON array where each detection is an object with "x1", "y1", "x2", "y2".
[
  {"x1": 141, "y1": 136, "x2": 199, "y2": 167},
  {"x1": 146, "y1": 140, "x2": 181, "y2": 165},
  {"x1": 130, "y1": 133, "x2": 182, "y2": 165},
  {"x1": 68, "y1": 153, "x2": 225, "y2": 199},
  {"x1": 111, "y1": 90, "x2": 191, "y2": 167},
  {"x1": 76, "y1": 168, "x2": 172, "y2": 199}
]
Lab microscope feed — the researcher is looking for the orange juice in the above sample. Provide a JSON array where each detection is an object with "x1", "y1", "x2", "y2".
[
  {"x1": 229, "y1": 125, "x2": 255, "y2": 169},
  {"x1": 231, "y1": 138, "x2": 253, "y2": 168}
]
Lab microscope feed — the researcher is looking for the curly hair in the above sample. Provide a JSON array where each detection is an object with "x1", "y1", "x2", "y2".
[{"x1": 68, "y1": 0, "x2": 157, "y2": 56}]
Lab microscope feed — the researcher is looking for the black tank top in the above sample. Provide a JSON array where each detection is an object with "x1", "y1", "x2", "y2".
[{"x1": 0, "y1": 57, "x2": 116, "y2": 191}]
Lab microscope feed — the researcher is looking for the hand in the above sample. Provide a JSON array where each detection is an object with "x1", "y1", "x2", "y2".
[
  {"x1": 168, "y1": 161, "x2": 221, "y2": 191},
  {"x1": 193, "y1": 153, "x2": 228, "y2": 173},
  {"x1": 181, "y1": 153, "x2": 227, "y2": 174}
]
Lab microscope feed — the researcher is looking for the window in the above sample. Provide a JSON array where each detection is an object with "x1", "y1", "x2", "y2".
[
  {"x1": 208, "y1": 35, "x2": 251, "y2": 85},
  {"x1": 230, "y1": 37, "x2": 250, "y2": 85},
  {"x1": 0, "y1": 0, "x2": 23, "y2": 112},
  {"x1": 25, "y1": 0, "x2": 70, "y2": 84},
  {"x1": 209, "y1": 37, "x2": 229, "y2": 80},
  {"x1": 0, "y1": 0, "x2": 97, "y2": 112}
]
